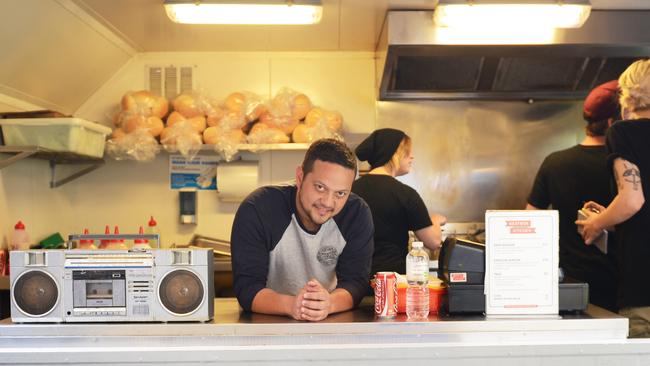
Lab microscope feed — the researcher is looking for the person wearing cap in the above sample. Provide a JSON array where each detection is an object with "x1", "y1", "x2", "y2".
[
  {"x1": 352, "y1": 128, "x2": 446, "y2": 276},
  {"x1": 526, "y1": 80, "x2": 620, "y2": 312},
  {"x1": 577, "y1": 60, "x2": 650, "y2": 337}
]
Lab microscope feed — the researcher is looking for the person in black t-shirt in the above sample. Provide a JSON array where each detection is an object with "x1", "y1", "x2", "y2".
[
  {"x1": 352, "y1": 128, "x2": 446, "y2": 276},
  {"x1": 527, "y1": 80, "x2": 620, "y2": 312},
  {"x1": 577, "y1": 60, "x2": 650, "y2": 337}
]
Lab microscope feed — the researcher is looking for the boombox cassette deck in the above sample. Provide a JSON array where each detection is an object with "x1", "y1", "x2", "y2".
[{"x1": 9, "y1": 249, "x2": 214, "y2": 323}]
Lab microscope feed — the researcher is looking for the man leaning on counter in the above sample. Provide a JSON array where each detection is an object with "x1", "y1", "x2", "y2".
[{"x1": 231, "y1": 138, "x2": 374, "y2": 321}]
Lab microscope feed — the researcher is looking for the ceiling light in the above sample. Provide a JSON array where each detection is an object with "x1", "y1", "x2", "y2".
[
  {"x1": 164, "y1": 0, "x2": 323, "y2": 25},
  {"x1": 433, "y1": 0, "x2": 592, "y2": 29}
]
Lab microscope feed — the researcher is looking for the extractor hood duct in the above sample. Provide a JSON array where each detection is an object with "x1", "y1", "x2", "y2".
[{"x1": 377, "y1": 11, "x2": 650, "y2": 101}]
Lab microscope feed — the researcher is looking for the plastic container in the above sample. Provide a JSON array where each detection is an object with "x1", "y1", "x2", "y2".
[
  {"x1": 77, "y1": 228, "x2": 97, "y2": 249},
  {"x1": 406, "y1": 241, "x2": 429, "y2": 320},
  {"x1": 0, "y1": 118, "x2": 112, "y2": 158},
  {"x1": 133, "y1": 226, "x2": 151, "y2": 249},
  {"x1": 10, "y1": 221, "x2": 31, "y2": 251}
]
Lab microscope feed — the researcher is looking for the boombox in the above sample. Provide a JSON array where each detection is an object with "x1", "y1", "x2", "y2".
[{"x1": 9, "y1": 248, "x2": 214, "y2": 323}]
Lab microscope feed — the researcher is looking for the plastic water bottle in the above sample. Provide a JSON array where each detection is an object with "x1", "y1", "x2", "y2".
[
  {"x1": 406, "y1": 241, "x2": 429, "y2": 320},
  {"x1": 10, "y1": 221, "x2": 31, "y2": 251}
]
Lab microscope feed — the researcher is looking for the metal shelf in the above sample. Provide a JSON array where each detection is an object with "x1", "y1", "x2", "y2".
[
  {"x1": 196, "y1": 143, "x2": 310, "y2": 153},
  {"x1": 0, "y1": 146, "x2": 105, "y2": 188}
]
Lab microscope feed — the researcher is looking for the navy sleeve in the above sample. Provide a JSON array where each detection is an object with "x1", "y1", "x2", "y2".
[
  {"x1": 231, "y1": 197, "x2": 270, "y2": 312},
  {"x1": 527, "y1": 157, "x2": 551, "y2": 209},
  {"x1": 404, "y1": 186, "x2": 433, "y2": 231},
  {"x1": 335, "y1": 197, "x2": 374, "y2": 306}
]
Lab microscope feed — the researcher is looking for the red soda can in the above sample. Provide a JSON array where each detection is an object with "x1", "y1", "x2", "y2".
[{"x1": 374, "y1": 272, "x2": 397, "y2": 318}]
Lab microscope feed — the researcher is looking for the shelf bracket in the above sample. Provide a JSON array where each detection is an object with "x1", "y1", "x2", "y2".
[
  {"x1": 1, "y1": 146, "x2": 105, "y2": 188},
  {"x1": 49, "y1": 159, "x2": 105, "y2": 188},
  {"x1": 0, "y1": 149, "x2": 39, "y2": 169}
]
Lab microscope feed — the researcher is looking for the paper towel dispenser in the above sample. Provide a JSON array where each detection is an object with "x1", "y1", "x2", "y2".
[{"x1": 217, "y1": 161, "x2": 259, "y2": 203}]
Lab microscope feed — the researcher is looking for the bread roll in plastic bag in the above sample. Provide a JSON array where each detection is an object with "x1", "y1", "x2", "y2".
[
  {"x1": 214, "y1": 111, "x2": 247, "y2": 131},
  {"x1": 166, "y1": 111, "x2": 207, "y2": 133},
  {"x1": 247, "y1": 122, "x2": 290, "y2": 144},
  {"x1": 203, "y1": 126, "x2": 246, "y2": 162},
  {"x1": 121, "y1": 114, "x2": 164, "y2": 137},
  {"x1": 106, "y1": 129, "x2": 161, "y2": 162},
  {"x1": 292, "y1": 122, "x2": 343, "y2": 144},
  {"x1": 305, "y1": 107, "x2": 343, "y2": 132},
  {"x1": 224, "y1": 91, "x2": 266, "y2": 122},
  {"x1": 121, "y1": 90, "x2": 169, "y2": 119},
  {"x1": 160, "y1": 120, "x2": 203, "y2": 160}
]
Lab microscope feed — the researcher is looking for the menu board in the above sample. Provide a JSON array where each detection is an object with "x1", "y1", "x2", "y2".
[{"x1": 485, "y1": 210, "x2": 559, "y2": 316}]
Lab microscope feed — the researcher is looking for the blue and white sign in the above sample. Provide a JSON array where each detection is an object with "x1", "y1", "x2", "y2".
[{"x1": 169, "y1": 154, "x2": 218, "y2": 190}]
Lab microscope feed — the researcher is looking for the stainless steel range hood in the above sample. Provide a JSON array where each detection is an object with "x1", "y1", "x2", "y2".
[{"x1": 377, "y1": 10, "x2": 650, "y2": 101}]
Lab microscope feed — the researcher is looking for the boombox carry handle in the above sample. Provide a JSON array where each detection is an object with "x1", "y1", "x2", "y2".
[{"x1": 67, "y1": 234, "x2": 161, "y2": 249}]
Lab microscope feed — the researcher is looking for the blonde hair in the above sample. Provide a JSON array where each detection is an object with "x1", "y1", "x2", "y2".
[
  {"x1": 619, "y1": 59, "x2": 650, "y2": 113},
  {"x1": 384, "y1": 135, "x2": 412, "y2": 175}
]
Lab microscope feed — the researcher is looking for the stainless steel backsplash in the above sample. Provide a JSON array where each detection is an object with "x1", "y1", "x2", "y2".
[{"x1": 376, "y1": 100, "x2": 584, "y2": 222}]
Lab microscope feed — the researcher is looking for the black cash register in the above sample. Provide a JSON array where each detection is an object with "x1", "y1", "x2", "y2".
[{"x1": 438, "y1": 237, "x2": 589, "y2": 314}]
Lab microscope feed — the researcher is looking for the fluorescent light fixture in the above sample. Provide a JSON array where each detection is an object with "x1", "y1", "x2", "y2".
[
  {"x1": 433, "y1": 0, "x2": 591, "y2": 29},
  {"x1": 164, "y1": 0, "x2": 323, "y2": 25}
]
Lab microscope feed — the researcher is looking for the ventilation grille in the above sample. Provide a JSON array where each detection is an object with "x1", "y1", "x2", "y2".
[{"x1": 147, "y1": 65, "x2": 196, "y2": 99}]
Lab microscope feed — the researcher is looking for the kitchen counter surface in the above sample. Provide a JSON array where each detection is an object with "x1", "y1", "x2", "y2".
[{"x1": 0, "y1": 298, "x2": 647, "y2": 365}]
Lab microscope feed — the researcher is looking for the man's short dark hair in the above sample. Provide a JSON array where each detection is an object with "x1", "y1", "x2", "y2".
[
  {"x1": 585, "y1": 119, "x2": 611, "y2": 137},
  {"x1": 302, "y1": 138, "x2": 357, "y2": 176}
]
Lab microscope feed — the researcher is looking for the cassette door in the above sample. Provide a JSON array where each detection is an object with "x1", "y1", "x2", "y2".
[{"x1": 10, "y1": 251, "x2": 65, "y2": 323}]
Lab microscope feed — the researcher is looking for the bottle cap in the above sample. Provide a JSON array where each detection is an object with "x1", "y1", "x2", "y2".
[
  {"x1": 148, "y1": 216, "x2": 157, "y2": 227},
  {"x1": 412, "y1": 241, "x2": 424, "y2": 248},
  {"x1": 80, "y1": 228, "x2": 92, "y2": 244},
  {"x1": 114, "y1": 226, "x2": 124, "y2": 244},
  {"x1": 134, "y1": 226, "x2": 148, "y2": 244},
  {"x1": 14, "y1": 221, "x2": 25, "y2": 230},
  {"x1": 100, "y1": 225, "x2": 110, "y2": 248}
]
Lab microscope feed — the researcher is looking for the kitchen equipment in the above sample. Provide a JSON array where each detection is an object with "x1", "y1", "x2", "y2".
[{"x1": 438, "y1": 237, "x2": 588, "y2": 314}]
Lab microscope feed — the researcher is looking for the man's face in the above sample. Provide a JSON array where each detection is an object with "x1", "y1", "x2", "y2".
[{"x1": 295, "y1": 160, "x2": 355, "y2": 231}]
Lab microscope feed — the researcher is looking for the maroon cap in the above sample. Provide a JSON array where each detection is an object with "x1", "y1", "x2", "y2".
[{"x1": 583, "y1": 80, "x2": 620, "y2": 123}]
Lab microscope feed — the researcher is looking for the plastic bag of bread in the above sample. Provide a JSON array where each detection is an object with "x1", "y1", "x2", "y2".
[
  {"x1": 115, "y1": 90, "x2": 168, "y2": 138},
  {"x1": 304, "y1": 107, "x2": 343, "y2": 133},
  {"x1": 160, "y1": 120, "x2": 203, "y2": 160},
  {"x1": 213, "y1": 111, "x2": 247, "y2": 131},
  {"x1": 166, "y1": 111, "x2": 207, "y2": 134},
  {"x1": 172, "y1": 91, "x2": 225, "y2": 127},
  {"x1": 120, "y1": 113, "x2": 164, "y2": 137},
  {"x1": 292, "y1": 121, "x2": 343, "y2": 144},
  {"x1": 204, "y1": 126, "x2": 246, "y2": 162},
  {"x1": 260, "y1": 87, "x2": 312, "y2": 135},
  {"x1": 106, "y1": 128, "x2": 161, "y2": 162},
  {"x1": 246, "y1": 122, "x2": 290, "y2": 144},
  {"x1": 224, "y1": 91, "x2": 267, "y2": 123},
  {"x1": 121, "y1": 90, "x2": 169, "y2": 119}
]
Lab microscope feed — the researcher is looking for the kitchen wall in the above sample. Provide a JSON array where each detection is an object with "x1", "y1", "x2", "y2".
[
  {"x1": 0, "y1": 51, "x2": 377, "y2": 247},
  {"x1": 0, "y1": 47, "x2": 587, "y2": 246}
]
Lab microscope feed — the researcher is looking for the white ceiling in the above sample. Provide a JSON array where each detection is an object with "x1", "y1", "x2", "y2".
[{"x1": 72, "y1": 0, "x2": 650, "y2": 53}]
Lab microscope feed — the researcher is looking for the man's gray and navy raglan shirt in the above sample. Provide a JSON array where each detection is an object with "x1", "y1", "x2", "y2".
[{"x1": 231, "y1": 184, "x2": 374, "y2": 312}]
